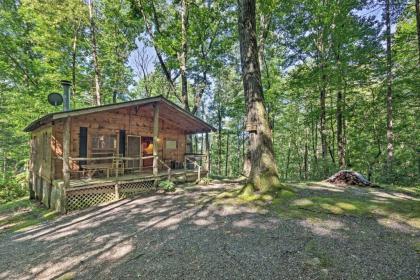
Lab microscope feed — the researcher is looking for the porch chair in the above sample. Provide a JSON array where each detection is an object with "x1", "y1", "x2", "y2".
[{"x1": 112, "y1": 153, "x2": 125, "y2": 177}]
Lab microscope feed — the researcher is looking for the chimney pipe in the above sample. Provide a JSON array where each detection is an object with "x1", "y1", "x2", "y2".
[{"x1": 61, "y1": 80, "x2": 71, "y2": 112}]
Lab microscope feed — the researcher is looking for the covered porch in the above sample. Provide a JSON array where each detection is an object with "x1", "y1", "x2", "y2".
[
  {"x1": 26, "y1": 95, "x2": 215, "y2": 213},
  {"x1": 54, "y1": 97, "x2": 214, "y2": 212}
]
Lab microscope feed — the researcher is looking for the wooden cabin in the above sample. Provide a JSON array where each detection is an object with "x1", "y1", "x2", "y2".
[{"x1": 24, "y1": 95, "x2": 215, "y2": 212}]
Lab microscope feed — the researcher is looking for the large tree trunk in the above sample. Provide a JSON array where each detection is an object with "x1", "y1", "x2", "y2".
[
  {"x1": 88, "y1": 0, "x2": 101, "y2": 105},
  {"x1": 320, "y1": 79, "x2": 327, "y2": 175},
  {"x1": 225, "y1": 133, "x2": 230, "y2": 176},
  {"x1": 218, "y1": 114, "x2": 222, "y2": 175},
  {"x1": 285, "y1": 141, "x2": 291, "y2": 180},
  {"x1": 336, "y1": 51, "x2": 345, "y2": 170},
  {"x1": 385, "y1": 0, "x2": 394, "y2": 177},
  {"x1": 337, "y1": 90, "x2": 345, "y2": 169},
  {"x1": 329, "y1": 92, "x2": 335, "y2": 165},
  {"x1": 257, "y1": 13, "x2": 270, "y2": 73},
  {"x1": 71, "y1": 26, "x2": 79, "y2": 103},
  {"x1": 238, "y1": 0, "x2": 281, "y2": 192},
  {"x1": 179, "y1": 0, "x2": 189, "y2": 111},
  {"x1": 415, "y1": 0, "x2": 420, "y2": 63},
  {"x1": 310, "y1": 104, "x2": 318, "y2": 176},
  {"x1": 304, "y1": 128, "x2": 309, "y2": 180}
]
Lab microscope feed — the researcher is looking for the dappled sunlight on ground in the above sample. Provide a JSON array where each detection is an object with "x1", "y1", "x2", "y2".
[
  {"x1": 298, "y1": 218, "x2": 347, "y2": 238},
  {"x1": 0, "y1": 181, "x2": 418, "y2": 279}
]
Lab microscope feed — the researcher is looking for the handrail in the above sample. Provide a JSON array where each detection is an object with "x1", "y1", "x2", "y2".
[
  {"x1": 184, "y1": 155, "x2": 202, "y2": 182},
  {"x1": 68, "y1": 155, "x2": 154, "y2": 161},
  {"x1": 158, "y1": 158, "x2": 171, "y2": 180}
]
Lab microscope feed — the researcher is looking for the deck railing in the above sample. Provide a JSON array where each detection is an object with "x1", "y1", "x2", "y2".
[
  {"x1": 184, "y1": 154, "x2": 208, "y2": 182},
  {"x1": 54, "y1": 153, "x2": 207, "y2": 181},
  {"x1": 158, "y1": 158, "x2": 172, "y2": 180},
  {"x1": 61, "y1": 155, "x2": 154, "y2": 179}
]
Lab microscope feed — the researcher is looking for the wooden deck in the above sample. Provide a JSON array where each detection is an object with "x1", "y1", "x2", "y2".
[{"x1": 53, "y1": 169, "x2": 206, "y2": 190}]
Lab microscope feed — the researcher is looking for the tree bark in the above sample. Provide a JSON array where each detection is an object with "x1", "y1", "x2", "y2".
[
  {"x1": 179, "y1": 0, "x2": 189, "y2": 111},
  {"x1": 237, "y1": 129, "x2": 241, "y2": 175},
  {"x1": 257, "y1": 13, "x2": 270, "y2": 73},
  {"x1": 225, "y1": 133, "x2": 230, "y2": 176},
  {"x1": 385, "y1": 0, "x2": 394, "y2": 177},
  {"x1": 285, "y1": 141, "x2": 291, "y2": 180},
  {"x1": 415, "y1": 0, "x2": 420, "y2": 63},
  {"x1": 217, "y1": 109, "x2": 222, "y2": 175},
  {"x1": 238, "y1": 0, "x2": 281, "y2": 192},
  {"x1": 320, "y1": 79, "x2": 327, "y2": 175},
  {"x1": 88, "y1": 0, "x2": 101, "y2": 105},
  {"x1": 71, "y1": 21, "x2": 81, "y2": 104},
  {"x1": 2, "y1": 152, "x2": 6, "y2": 181},
  {"x1": 337, "y1": 90, "x2": 345, "y2": 169},
  {"x1": 304, "y1": 128, "x2": 309, "y2": 180}
]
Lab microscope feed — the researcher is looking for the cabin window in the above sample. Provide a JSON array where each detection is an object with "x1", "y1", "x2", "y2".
[
  {"x1": 165, "y1": 139, "x2": 177, "y2": 150},
  {"x1": 92, "y1": 134, "x2": 117, "y2": 153}
]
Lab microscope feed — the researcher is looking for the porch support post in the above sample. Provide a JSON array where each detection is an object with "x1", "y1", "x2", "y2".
[
  {"x1": 28, "y1": 139, "x2": 35, "y2": 199},
  {"x1": 61, "y1": 117, "x2": 71, "y2": 213},
  {"x1": 153, "y1": 103, "x2": 160, "y2": 177},
  {"x1": 205, "y1": 132, "x2": 210, "y2": 174}
]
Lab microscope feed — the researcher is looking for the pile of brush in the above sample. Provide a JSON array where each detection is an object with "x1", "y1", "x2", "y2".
[{"x1": 325, "y1": 170, "x2": 377, "y2": 187}]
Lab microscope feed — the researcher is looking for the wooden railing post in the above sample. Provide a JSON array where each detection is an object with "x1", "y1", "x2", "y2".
[
  {"x1": 115, "y1": 184, "x2": 120, "y2": 200},
  {"x1": 205, "y1": 132, "x2": 210, "y2": 173},
  {"x1": 152, "y1": 103, "x2": 160, "y2": 177},
  {"x1": 61, "y1": 117, "x2": 71, "y2": 213}
]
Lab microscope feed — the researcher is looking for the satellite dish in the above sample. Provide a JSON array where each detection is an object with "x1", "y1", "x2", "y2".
[{"x1": 48, "y1": 93, "x2": 63, "y2": 106}]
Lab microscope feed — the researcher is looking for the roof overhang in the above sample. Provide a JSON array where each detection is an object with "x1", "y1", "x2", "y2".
[{"x1": 24, "y1": 95, "x2": 216, "y2": 133}]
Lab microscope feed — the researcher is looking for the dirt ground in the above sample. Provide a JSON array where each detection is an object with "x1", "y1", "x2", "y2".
[{"x1": 0, "y1": 183, "x2": 419, "y2": 280}]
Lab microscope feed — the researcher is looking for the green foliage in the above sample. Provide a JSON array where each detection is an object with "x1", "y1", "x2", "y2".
[
  {"x1": 0, "y1": 173, "x2": 28, "y2": 203},
  {"x1": 0, "y1": 197, "x2": 57, "y2": 234},
  {"x1": 200, "y1": 177, "x2": 211, "y2": 185},
  {"x1": 0, "y1": 0, "x2": 418, "y2": 189},
  {"x1": 159, "y1": 179, "x2": 176, "y2": 192}
]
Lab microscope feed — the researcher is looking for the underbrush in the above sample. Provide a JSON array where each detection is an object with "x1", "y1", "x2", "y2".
[
  {"x1": 0, "y1": 173, "x2": 28, "y2": 204},
  {"x1": 0, "y1": 197, "x2": 57, "y2": 234}
]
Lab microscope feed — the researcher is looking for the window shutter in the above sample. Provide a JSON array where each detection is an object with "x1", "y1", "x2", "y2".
[
  {"x1": 79, "y1": 127, "x2": 88, "y2": 168},
  {"x1": 119, "y1": 130, "x2": 126, "y2": 157}
]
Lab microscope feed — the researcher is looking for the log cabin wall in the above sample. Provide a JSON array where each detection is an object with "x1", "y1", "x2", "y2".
[
  {"x1": 51, "y1": 104, "x2": 187, "y2": 179},
  {"x1": 29, "y1": 125, "x2": 53, "y2": 206}
]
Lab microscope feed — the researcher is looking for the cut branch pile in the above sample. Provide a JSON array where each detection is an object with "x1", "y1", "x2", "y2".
[{"x1": 325, "y1": 170, "x2": 377, "y2": 187}]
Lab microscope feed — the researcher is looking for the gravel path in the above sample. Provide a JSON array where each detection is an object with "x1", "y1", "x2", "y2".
[{"x1": 0, "y1": 183, "x2": 418, "y2": 280}]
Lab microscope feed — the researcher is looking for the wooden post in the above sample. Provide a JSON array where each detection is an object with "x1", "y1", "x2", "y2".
[
  {"x1": 115, "y1": 184, "x2": 119, "y2": 200},
  {"x1": 28, "y1": 139, "x2": 35, "y2": 199},
  {"x1": 205, "y1": 132, "x2": 210, "y2": 174},
  {"x1": 152, "y1": 103, "x2": 159, "y2": 177},
  {"x1": 61, "y1": 117, "x2": 71, "y2": 213}
]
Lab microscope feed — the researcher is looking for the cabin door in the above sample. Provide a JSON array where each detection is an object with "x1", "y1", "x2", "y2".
[
  {"x1": 141, "y1": 136, "x2": 154, "y2": 169},
  {"x1": 127, "y1": 136, "x2": 141, "y2": 169}
]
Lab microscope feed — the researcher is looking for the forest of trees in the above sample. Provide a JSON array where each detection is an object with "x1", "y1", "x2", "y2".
[{"x1": 0, "y1": 0, "x2": 419, "y2": 197}]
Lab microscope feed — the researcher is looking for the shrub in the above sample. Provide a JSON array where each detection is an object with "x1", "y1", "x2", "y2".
[
  {"x1": 158, "y1": 179, "x2": 176, "y2": 192},
  {"x1": 201, "y1": 177, "x2": 211, "y2": 185}
]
